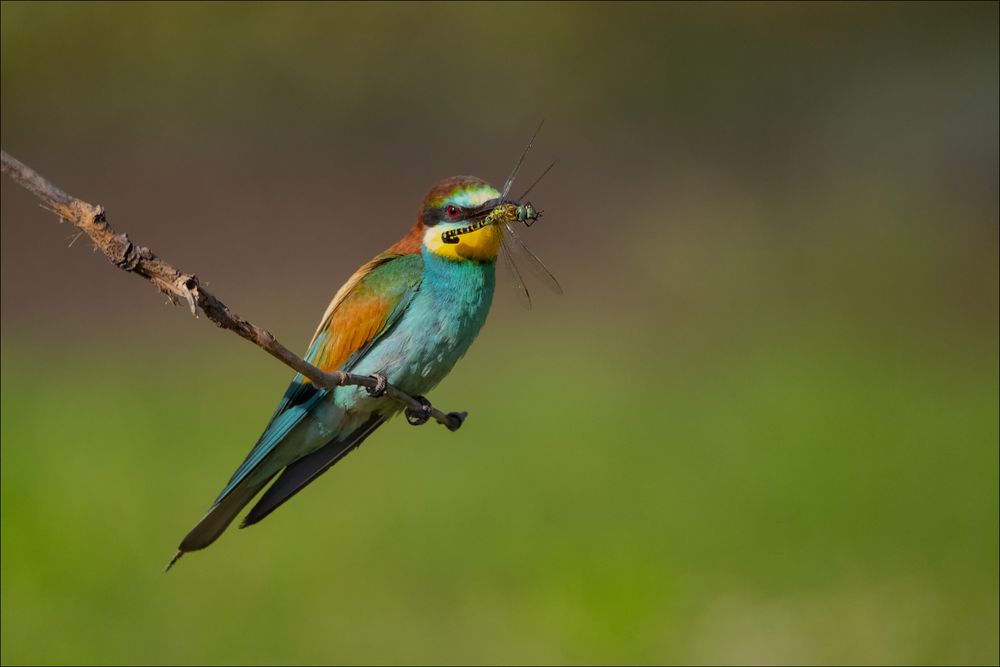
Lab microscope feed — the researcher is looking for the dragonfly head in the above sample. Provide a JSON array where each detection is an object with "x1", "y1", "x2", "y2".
[{"x1": 516, "y1": 201, "x2": 541, "y2": 226}]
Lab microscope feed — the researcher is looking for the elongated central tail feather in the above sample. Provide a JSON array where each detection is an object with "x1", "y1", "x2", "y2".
[{"x1": 169, "y1": 473, "x2": 275, "y2": 568}]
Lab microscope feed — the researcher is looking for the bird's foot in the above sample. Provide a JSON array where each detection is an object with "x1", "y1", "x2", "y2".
[
  {"x1": 405, "y1": 396, "x2": 432, "y2": 425},
  {"x1": 365, "y1": 373, "x2": 388, "y2": 398}
]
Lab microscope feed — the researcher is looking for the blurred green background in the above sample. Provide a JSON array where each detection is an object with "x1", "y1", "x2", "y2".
[{"x1": 2, "y1": 2, "x2": 997, "y2": 664}]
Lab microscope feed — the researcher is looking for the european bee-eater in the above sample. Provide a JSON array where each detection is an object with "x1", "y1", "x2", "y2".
[{"x1": 169, "y1": 176, "x2": 511, "y2": 568}]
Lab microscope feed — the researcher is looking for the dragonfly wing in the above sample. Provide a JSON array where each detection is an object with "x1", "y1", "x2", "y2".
[
  {"x1": 499, "y1": 120, "x2": 544, "y2": 201},
  {"x1": 498, "y1": 228, "x2": 532, "y2": 309},
  {"x1": 502, "y1": 221, "x2": 563, "y2": 296}
]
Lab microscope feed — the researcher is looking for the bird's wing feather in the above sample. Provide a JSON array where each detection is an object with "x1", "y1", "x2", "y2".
[
  {"x1": 213, "y1": 252, "x2": 424, "y2": 504},
  {"x1": 214, "y1": 390, "x2": 326, "y2": 503},
  {"x1": 263, "y1": 252, "x2": 423, "y2": 423},
  {"x1": 239, "y1": 413, "x2": 387, "y2": 528}
]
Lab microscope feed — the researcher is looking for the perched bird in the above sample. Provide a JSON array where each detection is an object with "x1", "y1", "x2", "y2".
[{"x1": 168, "y1": 176, "x2": 510, "y2": 569}]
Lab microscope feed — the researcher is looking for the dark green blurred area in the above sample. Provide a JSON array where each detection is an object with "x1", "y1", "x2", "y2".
[{"x1": 1, "y1": 2, "x2": 997, "y2": 665}]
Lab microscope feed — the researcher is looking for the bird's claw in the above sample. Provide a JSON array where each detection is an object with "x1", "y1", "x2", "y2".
[
  {"x1": 405, "y1": 396, "x2": 432, "y2": 426},
  {"x1": 365, "y1": 373, "x2": 388, "y2": 398}
]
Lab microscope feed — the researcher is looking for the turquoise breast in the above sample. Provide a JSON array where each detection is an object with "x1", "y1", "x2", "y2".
[{"x1": 348, "y1": 250, "x2": 496, "y2": 400}]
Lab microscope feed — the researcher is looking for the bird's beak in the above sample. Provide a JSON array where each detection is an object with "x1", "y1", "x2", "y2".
[{"x1": 468, "y1": 198, "x2": 505, "y2": 221}]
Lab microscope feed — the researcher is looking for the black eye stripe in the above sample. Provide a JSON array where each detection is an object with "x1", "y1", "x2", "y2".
[
  {"x1": 425, "y1": 206, "x2": 457, "y2": 225},
  {"x1": 424, "y1": 205, "x2": 467, "y2": 225}
]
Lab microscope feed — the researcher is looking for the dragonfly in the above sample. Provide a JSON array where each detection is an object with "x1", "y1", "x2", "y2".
[{"x1": 440, "y1": 121, "x2": 563, "y2": 309}]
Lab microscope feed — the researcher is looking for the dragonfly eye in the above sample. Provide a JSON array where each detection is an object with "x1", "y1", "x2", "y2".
[{"x1": 445, "y1": 205, "x2": 461, "y2": 220}]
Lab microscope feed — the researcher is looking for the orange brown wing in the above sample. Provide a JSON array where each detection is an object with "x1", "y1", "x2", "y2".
[
  {"x1": 306, "y1": 252, "x2": 423, "y2": 374},
  {"x1": 267, "y1": 251, "x2": 424, "y2": 421}
]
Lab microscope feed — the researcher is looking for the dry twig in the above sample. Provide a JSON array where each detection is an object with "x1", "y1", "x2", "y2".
[{"x1": 0, "y1": 149, "x2": 466, "y2": 431}]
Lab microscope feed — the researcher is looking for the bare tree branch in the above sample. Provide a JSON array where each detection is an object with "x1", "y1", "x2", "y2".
[{"x1": 0, "y1": 149, "x2": 467, "y2": 431}]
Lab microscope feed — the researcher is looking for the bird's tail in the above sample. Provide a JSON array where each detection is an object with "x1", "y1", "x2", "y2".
[
  {"x1": 166, "y1": 473, "x2": 274, "y2": 571},
  {"x1": 165, "y1": 414, "x2": 386, "y2": 572}
]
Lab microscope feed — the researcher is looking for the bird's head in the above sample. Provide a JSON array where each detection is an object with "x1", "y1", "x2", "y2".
[{"x1": 417, "y1": 176, "x2": 503, "y2": 262}]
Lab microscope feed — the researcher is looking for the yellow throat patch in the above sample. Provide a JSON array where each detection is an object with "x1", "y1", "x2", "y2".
[{"x1": 423, "y1": 224, "x2": 502, "y2": 262}]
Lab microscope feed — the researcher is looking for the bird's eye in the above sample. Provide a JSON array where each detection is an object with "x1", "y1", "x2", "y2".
[{"x1": 445, "y1": 205, "x2": 461, "y2": 219}]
